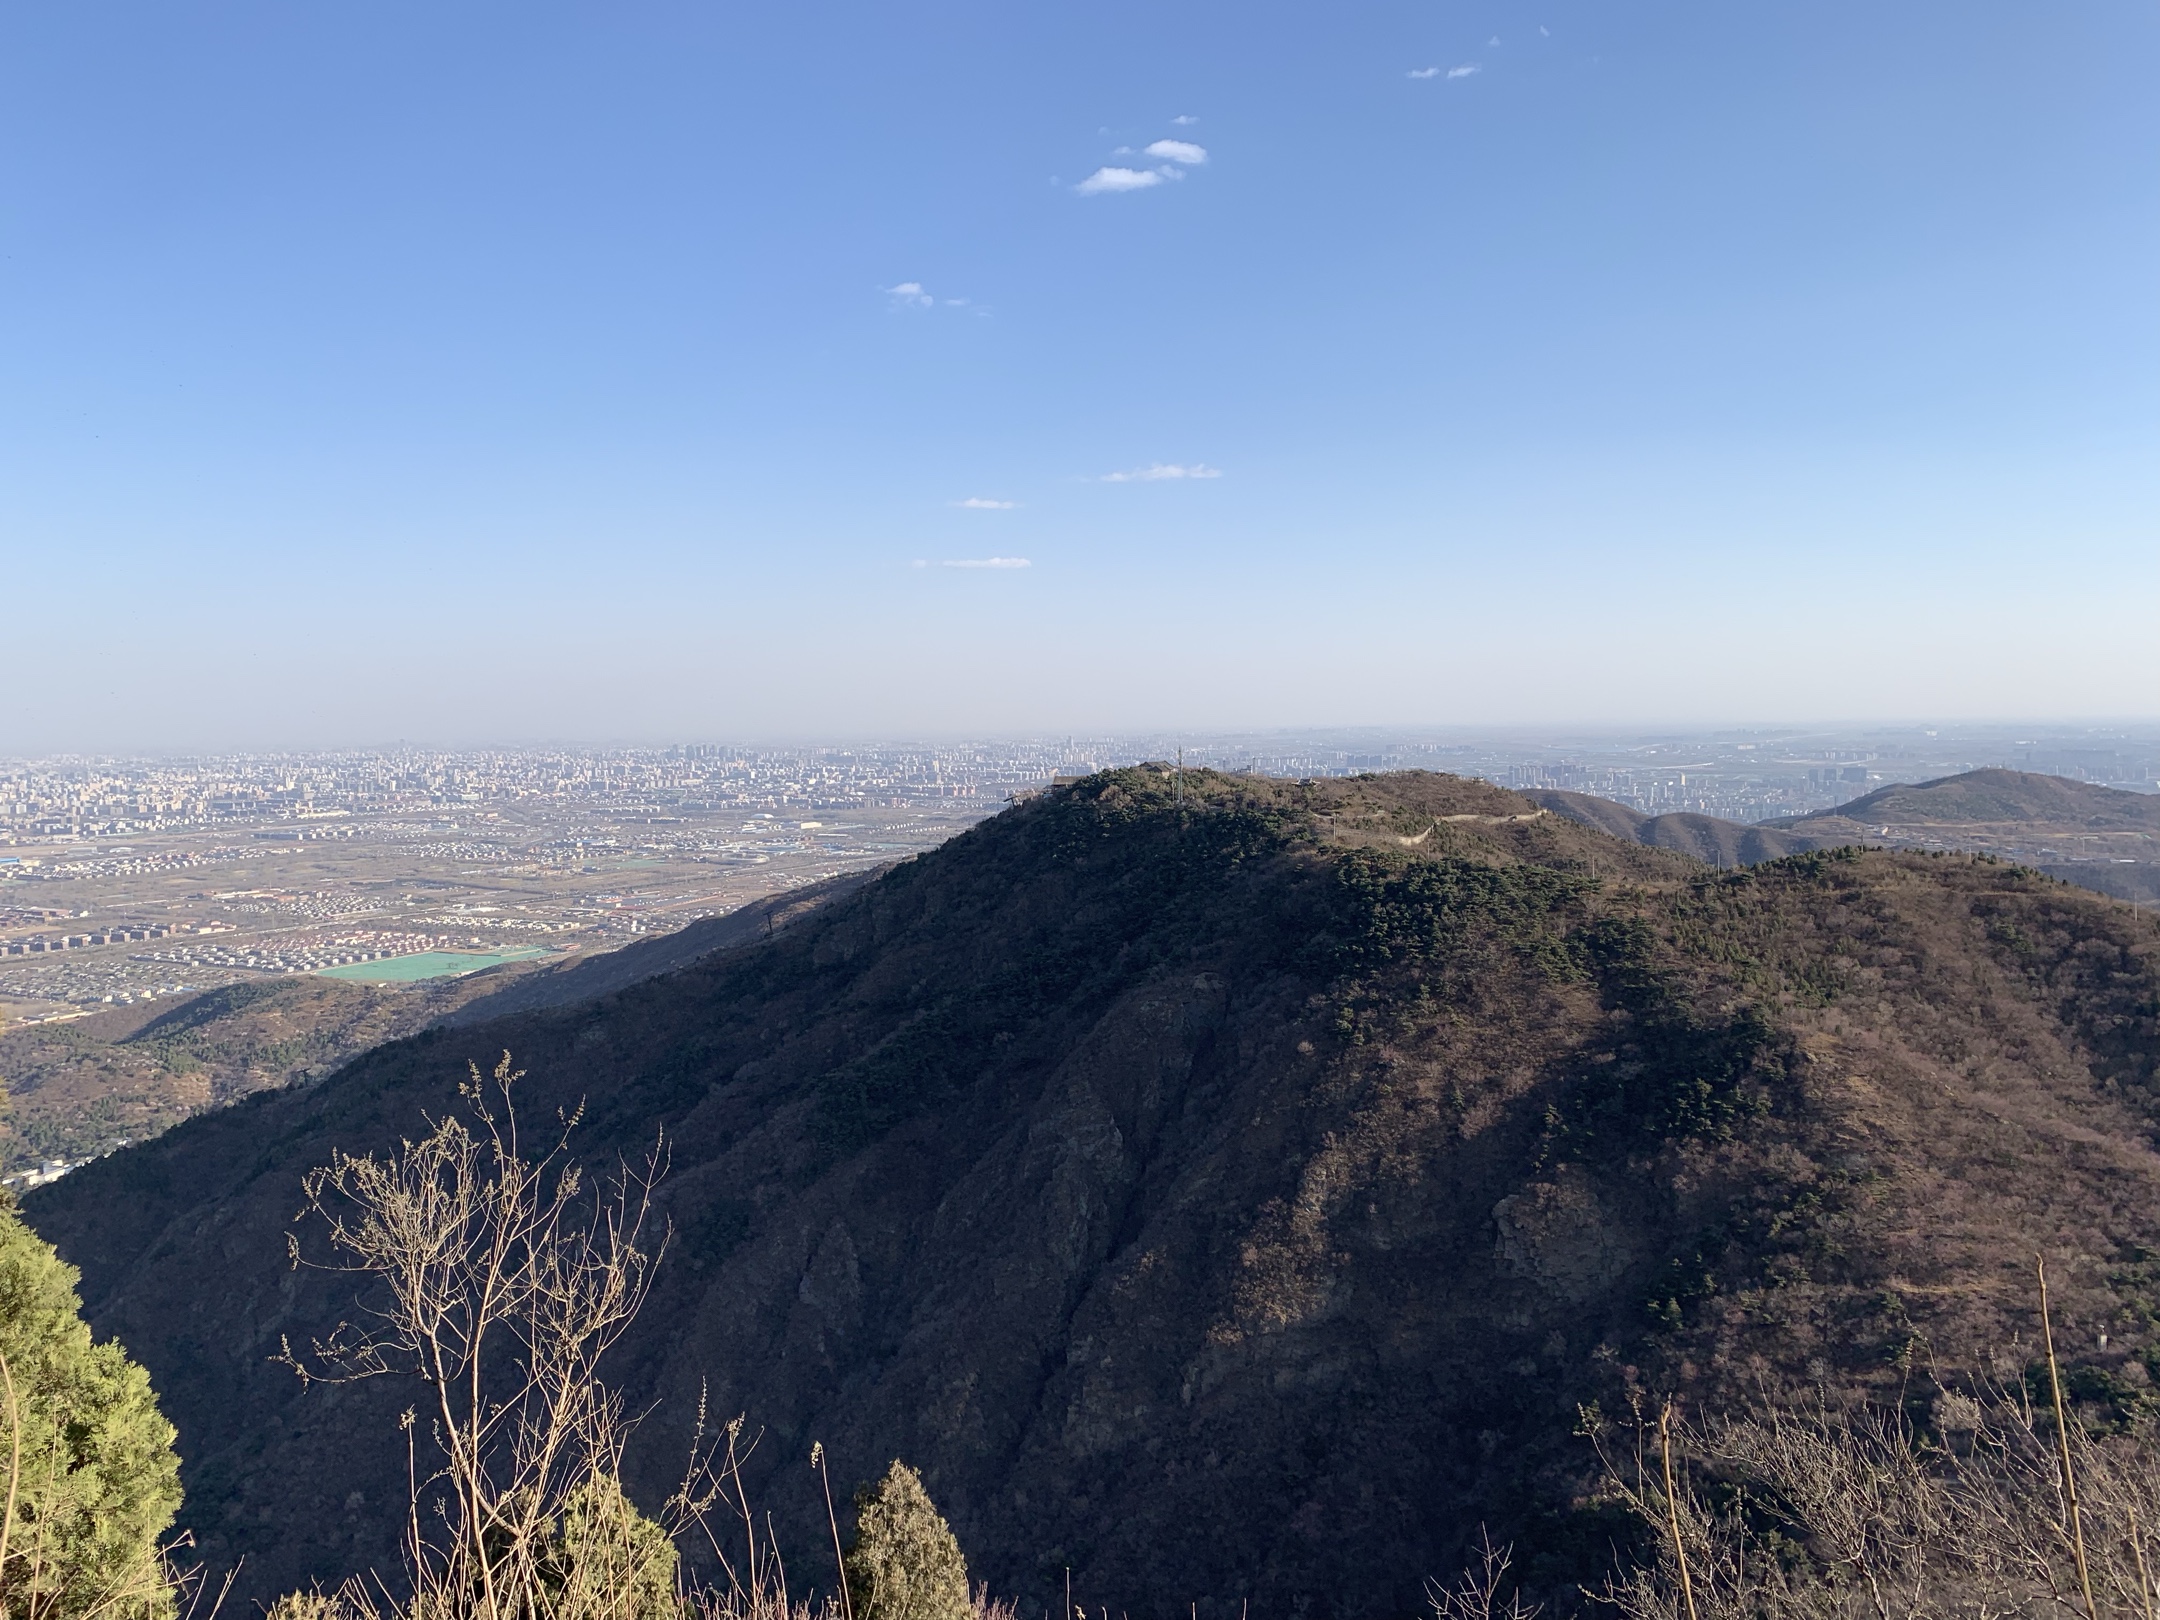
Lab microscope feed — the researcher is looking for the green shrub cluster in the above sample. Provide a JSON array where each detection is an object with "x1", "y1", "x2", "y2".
[
  {"x1": 1317, "y1": 849, "x2": 1590, "y2": 980},
  {"x1": 1539, "y1": 916, "x2": 1784, "y2": 1157}
]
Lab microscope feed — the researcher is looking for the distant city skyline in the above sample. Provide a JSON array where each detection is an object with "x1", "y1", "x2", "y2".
[
  {"x1": 5, "y1": 718, "x2": 2158, "y2": 1015},
  {"x1": 3, "y1": 0, "x2": 2153, "y2": 747}
]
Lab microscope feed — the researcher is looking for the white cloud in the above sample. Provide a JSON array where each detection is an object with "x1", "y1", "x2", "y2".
[
  {"x1": 1409, "y1": 66, "x2": 1440, "y2": 78},
  {"x1": 1144, "y1": 139, "x2": 1207, "y2": 165},
  {"x1": 1099, "y1": 463, "x2": 1223, "y2": 482},
  {"x1": 939, "y1": 557, "x2": 1031, "y2": 569},
  {"x1": 1077, "y1": 165, "x2": 1170, "y2": 194},
  {"x1": 952, "y1": 497, "x2": 1018, "y2": 510},
  {"x1": 1540, "y1": 24, "x2": 1550, "y2": 35},
  {"x1": 1171, "y1": 114, "x2": 1198, "y2": 125},
  {"x1": 1447, "y1": 63, "x2": 1480, "y2": 78},
  {"x1": 889, "y1": 282, "x2": 980, "y2": 312},
  {"x1": 1489, "y1": 34, "x2": 1501, "y2": 45}
]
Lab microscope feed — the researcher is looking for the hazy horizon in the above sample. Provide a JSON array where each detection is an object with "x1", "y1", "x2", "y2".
[
  {"x1": 7, "y1": 719, "x2": 2160, "y2": 765},
  {"x1": 6, "y1": 0, "x2": 2154, "y2": 750}
]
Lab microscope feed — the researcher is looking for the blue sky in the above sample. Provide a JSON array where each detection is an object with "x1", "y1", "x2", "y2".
[{"x1": 3, "y1": 0, "x2": 2154, "y2": 747}]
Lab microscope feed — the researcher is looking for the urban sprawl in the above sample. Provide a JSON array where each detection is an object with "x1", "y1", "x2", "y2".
[{"x1": 3, "y1": 727, "x2": 2152, "y2": 1022}]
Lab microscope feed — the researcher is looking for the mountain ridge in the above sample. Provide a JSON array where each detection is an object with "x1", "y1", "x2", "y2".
[
  {"x1": 1771, "y1": 766, "x2": 2160, "y2": 834},
  {"x1": 23, "y1": 769, "x2": 2160, "y2": 1617},
  {"x1": 1518, "y1": 790, "x2": 1832, "y2": 867},
  {"x1": 1530, "y1": 769, "x2": 2158, "y2": 905}
]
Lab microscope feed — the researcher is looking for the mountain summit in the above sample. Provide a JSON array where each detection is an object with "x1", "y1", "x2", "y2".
[
  {"x1": 1775, "y1": 766, "x2": 2160, "y2": 833},
  {"x1": 25, "y1": 770, "x2": 2160, "y2": 1616}
]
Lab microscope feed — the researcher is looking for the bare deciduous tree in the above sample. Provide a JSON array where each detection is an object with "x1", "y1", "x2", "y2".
[
  {"x1": 1428, "y1": 1531, "x2": 1542, "y2": 1620},
  {"x1": 278, "y1": 1054, "x2": 674, "y2": 1620}
]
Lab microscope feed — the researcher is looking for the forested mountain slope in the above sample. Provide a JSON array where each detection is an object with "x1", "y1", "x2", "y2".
[{"x1": 25, "y1": 770, "x2": 2160, "y2": 1618}]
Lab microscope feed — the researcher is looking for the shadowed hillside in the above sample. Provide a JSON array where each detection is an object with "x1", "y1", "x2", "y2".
[{"x1": 23, "y1": 769, "x2": 2160, "y2": 1618}]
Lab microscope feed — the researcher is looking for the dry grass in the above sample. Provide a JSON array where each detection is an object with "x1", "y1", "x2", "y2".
[{"x1": 1564, "y1": 1376, "x2": 2160, "y2": 1620}]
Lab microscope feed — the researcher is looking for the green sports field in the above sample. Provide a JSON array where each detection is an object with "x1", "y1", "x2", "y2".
[{"x1": 315, "y1": 946, "x2": 553, "y2": 983}]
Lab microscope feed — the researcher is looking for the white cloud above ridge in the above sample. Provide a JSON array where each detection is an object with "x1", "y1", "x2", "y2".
[
  {"x1": 1077, "y1": 165, "x2": 1172, "y2": 194},
  {"x1": 1171, "y1": 114, "x2": 1198, "y2": 125},
  {"x1": 1409, "y1": 66, "x2": 1441, "y2": 78},
  {"x1": 1447, "y1": 63, "x2": 1480, "y2": 78},
  {"x1": 935, "y1": 556, "x2": 1030, "y2": 569},
  {"x1": 952, "y1": 497, "x2": 1018, "y2": 509},
  {"x1": 1098, "y1": 462, "x2": 1223, "y2": 483},
  {"x1": 1143, "y1": 139, "x2": 1207, "y2": 165}
]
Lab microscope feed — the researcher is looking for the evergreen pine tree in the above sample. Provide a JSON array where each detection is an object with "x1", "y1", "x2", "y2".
[
  {"x1": 844, "y1": 1461, "x2": 970, "y2": 1620},
  {"x1": 0, "y1": 1193, "x2": 182, "y2": 1620}
]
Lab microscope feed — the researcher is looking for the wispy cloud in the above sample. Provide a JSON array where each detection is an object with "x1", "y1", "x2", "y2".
[
  {"x1": 951, "y1": 497, "x2": 1018, "y2": 510},
  {"x1": 1077, "y1": 165, "x2": 1172, "y2": 194},
  {"x1": 1447, "y1": 63, "x2": 1480, "y2": 78},
  {"x1": 1409, "y1": 66, "x2": 1440, "y2": 78},
  {"x1": 1099, "y1": 463, "x2": 1223, "y2": 483},
  {"x1": 1171, "y1": 114, "x2": 1198, "y2": 125},
  {"x1": 911, "y1": 556, "x2": 1031, "y2": 569},
  {"x1": 887, "y1": 281, "x2": 985, "y2": 315},
  {"x1": 1077, "y1": 132, "x2": 1208, "y2": 196}
]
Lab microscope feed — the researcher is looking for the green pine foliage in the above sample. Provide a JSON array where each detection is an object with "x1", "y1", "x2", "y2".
[
  {"x1": 844, "y1": 1461, "x2": 971, "y2": 1620},
  {"x1": 0, "y1": 1193, "x2": 182, "y2": 1620},
  {"x1": 540, "y1": 1477, "x2": 679, "y2": 1620}
]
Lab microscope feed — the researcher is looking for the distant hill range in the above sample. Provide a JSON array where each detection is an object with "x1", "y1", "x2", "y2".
[
  {"x1": 1526, "y1": 767, "x2": 2160, "y2": 903},
  {"x1": 25, "y1": 769, "x2": 2160, "y2": 1616},
  {"x1": 1518, "y1": 791, "x2": 1825, "y2": 867}
]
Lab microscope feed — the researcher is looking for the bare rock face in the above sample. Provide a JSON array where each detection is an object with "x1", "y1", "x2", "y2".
[
  {"x1": 1493, "y1": 1168, "x2": 1635, "y2": 1304},
  {"x1": 23, "y1": 770, "x2": 2160, "y2": 1620}
]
